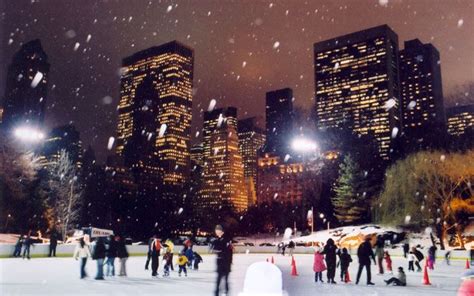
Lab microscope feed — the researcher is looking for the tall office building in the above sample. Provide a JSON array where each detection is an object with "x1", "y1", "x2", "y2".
[
  {"x1": 190, "y1": 143, "x2": 204, "y2": 167},
  {"x1": 40, "y1": 124, "x2": 83, "y2": 169},
  {"x1": 265, "y1": 88, "x2": 294, "y2": 156},
  {"x1": 2, "y1": 39, "x2": 50, "y2": 129},
  {"x1": 399, "y1": 39, "x2": 445, "y2": 149},
  {"x1": 200, "y1": 107, "x2": 248, "y2": 212},
  {"x1": 115, "y1": 41, "x2": 194, "y2": 186},
  {"x1": 238, "y1": 117, "x2": 266, "y2": 186},
  {"x1": 314, "y1": 25, "x2": 401, "y2": 160},
  {"x1": 446, "y1": 105, "x2": 474, "y2": 136}
]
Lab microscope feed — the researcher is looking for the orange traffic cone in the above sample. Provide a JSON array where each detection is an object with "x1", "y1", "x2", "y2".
[
  {"x1": 466, "y1": 259, "x2": 470, "y2": 269},
  {"x1": 345, "y1": 270, "x2": 351, "y2": 283},
  {"x1": 271, "y1": 256, "x2": 275, "y2": 264},
  {"x1": 291, "y1": 256, "x2": 298, "y2": 276},
  {"x1": 422, "y1": 264, "x2": 431, "y2": 285}
]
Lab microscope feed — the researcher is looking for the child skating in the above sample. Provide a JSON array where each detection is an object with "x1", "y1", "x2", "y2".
[
  {"x1": 177, "y1": 251, "x2": 188, "y2": 277},
  {"x1": 313, "y1": 247, "x2": 327, "y2": 283},
  {"x1": 384, "y1": 250, "x2": 393, "y2": 274},
  {"x1": 339, "y1": 248, "x2": 352, "y2": 283}
]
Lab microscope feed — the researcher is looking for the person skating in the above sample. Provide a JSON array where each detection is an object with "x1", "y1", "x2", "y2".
[
  {"x1": 105, "y1": 235, "x2": 117, "y2": 276},
  {"x1": 339, "y1": 247, "x2": 352, "y2": 282},
  {"x1": 212, "y1": 224, "x2": 233, "y2": 296},
  {"x1": 22, "y1": 233, "x2": 32, "y2": 260},
  {"x1": 375, "y1": 235, "x2": 385, "y2": 275},
  {"x1": 313, "y1": 247, "x2": 327, "y2": 283},
  {"x1": 322, "y1": 238, "x2": 338, "y2": 284},
  {"x1": 427, "y1": 245, "x2": 436, "y2": 270},
  {"x1": 48, "y1": 229, "x2": 58, "y2": 257},
  {"x1": 73, "y1": 237, "x2": 91, "y2": 279},
  {"x1": 407, "y1": 251, "x2": 416, "y2": 271},
  {"x1": 193, "y1": 251, "x2": 203, "y2": 270},
  {"x1": 162, "y1": 248, "x2": 173, "y2": 277},
  {"x1": 150, "y1": 237, "x2": 162, "y2": 277},
  {"x1": 288, "y1": 240, "x2": 295, "y2": 257},
  {"x1": 356, "y1": 237, "x2": 376, "y2": 285},
  {"x1": 412, "y1": 247, "x2": 424, "y2": 272},
  {"x1": 445, "y1": 251, "x2": 451, "y2": 265},
  {"x1": 144, "y1": 235, "x2": 154, "y2": 270},
  {"x1": 185, "y1": 245, "x2": 194, "y2": 269},
  {"x1": 92, "y1": 237, "x2": 106, "y2": 280},
  {"x1": 13, "y1": 235, "x2": 23, "y2": 257},
  {"x1": 384, "y1": 267, "x2": 407, "y2": 286},
  {"x1": 116, "y1": 236, "x2": 129, "y2": 276},
  {"x1": 178, "y1": 251, "x2": 188, "y2": 277},
  {"x1": 403, "y1": 242, "x2": 410, "y2": 258},
  {"x1": 384, "y1": 250, "x2": 393, "y2": 274}
]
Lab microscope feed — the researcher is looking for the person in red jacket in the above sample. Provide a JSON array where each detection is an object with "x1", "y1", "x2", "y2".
[
  {"x1": 384, "y1": 251, "x2": 393, "y2": 274},
  {"x1": 313, "y1": 247, "x2": 327, "y2": 283}
]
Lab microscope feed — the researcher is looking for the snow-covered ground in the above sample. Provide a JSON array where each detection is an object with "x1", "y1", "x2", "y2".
[{"x1": 0, "y1": 254, "x2": 467, "y2": 295}]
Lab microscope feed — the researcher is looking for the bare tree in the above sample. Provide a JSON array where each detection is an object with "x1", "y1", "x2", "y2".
[{"x1": 47, "y1": 149, "x2": 82, "y2": 240}]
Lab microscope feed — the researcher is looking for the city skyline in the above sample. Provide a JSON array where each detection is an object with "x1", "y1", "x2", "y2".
[{"x1": 1, "y1": 0, "x2": 473, "y2": 161}]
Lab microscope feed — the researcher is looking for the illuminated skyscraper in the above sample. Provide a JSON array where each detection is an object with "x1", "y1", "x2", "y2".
[
  {"x1": 190, "y1": 143, "x2": 204, "y2": 167},
  {"x1": 314, "y1": 25, "x2": 401, "y2": 160},
  {"x1": 265, "y1": 88, "x2": 294, "y2": 156},
  {"x1": 399, "y1": 39, "x2": 445, "y2": 149},
  {"x1": 446, "y1": 105, "x2": 473, "y2": 136},
  {"x1": 238, "y1": 117, "x2": 265, "y2": 185},
  {"x1": 115, "y1": 41, "x2": 194, "y2": 187},
  {"x1": 200, "y1": 107, "x2": 248, "y2": 212},
  {"x1": 2, "y1": 39, "x2": 50, "y2": 129},
  {"x1": 40, "y1": 124, "x2": 83, "y2": 169}
]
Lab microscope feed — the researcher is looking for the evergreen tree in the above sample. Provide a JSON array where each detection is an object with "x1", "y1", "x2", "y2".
[{"x1": 332, "y1": 154, "x2": 371, "y2": 224}]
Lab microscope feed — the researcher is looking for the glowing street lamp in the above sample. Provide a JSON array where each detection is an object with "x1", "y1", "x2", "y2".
[
  {"x1": 291, "y1": 137, "x2": 318, "y2": 153},
  {"x1": 13, "y1": 126, "x2": 45, "y2": 143}
]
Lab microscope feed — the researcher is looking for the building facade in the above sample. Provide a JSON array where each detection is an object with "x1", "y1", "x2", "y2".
[
  {"x1": 265, "y1": 88, "x2": 294, "y2": 156},
  {"x1": 399, "y1": 39, "x2": 445, "y2": 149},
  {"x1": 314, "y1": 25, "x2": 401, "y2": 160},
  {"x1": 200, "y1": 107, "x2": 248, "y2": 212},
  {"x1": 115, "y1": 41, "x2": 194, "y2": 187},
  {"x1": 2, "y1": 39, "x2": 50, "y2": 129},
  {"x1": 446, "y1": 105, "x2": 474, "y2": 136},
  {"x1": 40, "y1": 124, "x2": 83, "y2": 169}
]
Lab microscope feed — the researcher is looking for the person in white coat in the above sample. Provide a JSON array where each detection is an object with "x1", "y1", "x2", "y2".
[{"x1": 73, "y1": 238, "x2": 91, "y2": 279}]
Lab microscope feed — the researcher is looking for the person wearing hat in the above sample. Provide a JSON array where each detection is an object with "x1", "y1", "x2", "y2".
[
  {"x1": 384, "y1": 267, "x2": 407, "y2": 286},
  {"x1": 212, "y1": 224, "x2": 233, "y2": 296}
]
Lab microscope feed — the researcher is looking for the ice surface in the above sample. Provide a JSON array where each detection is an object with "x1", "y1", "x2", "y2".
[{"x1": 0, "y1": 254, "x2": 465, "y2": 295}]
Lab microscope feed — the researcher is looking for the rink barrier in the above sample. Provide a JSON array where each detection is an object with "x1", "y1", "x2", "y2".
[{"x1": 0, "y1": 243, "x2": 470, "y2": 259}]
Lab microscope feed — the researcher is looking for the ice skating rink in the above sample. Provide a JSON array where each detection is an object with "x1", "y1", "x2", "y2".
[{"x1": 0, "y1": 253, "x2": 466, "y2": 295}]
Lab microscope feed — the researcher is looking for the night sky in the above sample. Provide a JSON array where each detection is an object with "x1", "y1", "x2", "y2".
[{"x1": 1, "y1": 0, "x2": 473, "y2": 161}]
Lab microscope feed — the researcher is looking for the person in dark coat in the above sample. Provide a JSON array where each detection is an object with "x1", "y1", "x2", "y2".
[
  {"x1": 150, "y1": 237, "x2": 162, "y2": 277},
  {"x1": 48, "y1": 229, "x2": 58, "y2": 257},
  {"x1": 403, "y1": 242, "x2": 410, "y2": 258},
  {"x1": 185, "y1": 245, "x2": 194, "y2": 268},
  {"x1": 338, "y1": 247, "x2": 353, "y2": 282},
  {"x1": 22, "y1": 234, "x2": 33, "y2": 260},
  {"x1": 92, "y1": 237, "x2": 106, "y2": 280},
  {"x1": 212, "y1": 224, "x2": 233, "y2": 296},
  {"x1": 145, "y1": 236, "x2": 154, "y2": 270},
  {"x1": 375, "y1": 235, "x2": 385, "y2": 274},
  {"x1": 411, "y1": 247, "x2": 424, "y2": 272},
  {"x1": 116, "y1": 236, "x2": 129, "y2": 276},
  {"x1": 356, "y1": 237, "x2": 376, "y2": 285},
  {"x1": 322, "y1": 238, "x2": 338, "y2": 284},
  {"x1": 13, "y1": 235, "x2": 24, "y2": 257},
  {"x1": 105, "y1": 235, "x2": 117, "y2": 276},
  {"x1": 193, "y1": 251, "x2": 203, "y2": 270}
]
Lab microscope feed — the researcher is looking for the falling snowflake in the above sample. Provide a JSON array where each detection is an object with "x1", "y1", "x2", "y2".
[
  {"x1": 273, "y1": 41, "x2": 280, "y2": 49},
  {"x1": 178, "y1": 208, "x2": 183, "y2": 215},
  {"x1": 107, "y1": 137, "x2": 115, "y2": 150},
  {"x1": 31, "y1": 71, "x2": 43, "y2": 88},
  {"x1": 242, "y1": 61, "x2": 247, "y2": 68},
  {"x1": 334, "y1": 62, "x2": 340, "y2": 70},
  {"x1": 73, "y1": 42, "x2": 80, "y2": 51},
  {"x1": 391, "y1": 127, "x2": 399, "y2": 138},
  {"x1": 379, "y1": 0, "x2": 389, "y2": 7},
  {"x1": 457, "y1": 19, "x2": 464, "y2": 28},
  {"x1": 404, "y1": 215, "x2": 411, "y2": 224},
  {"x1": 8, "y1": 38, "x2": 13, "y2": 45},
  {"x1": 407, "y1": 100, "x2": 416, "y2": 110},
  {"x1": 208, "y1": 99, "x2": 217, "y2": 112},
  {"x1": 86, "y1": 34, "x2": 92, "y2": 43},
  {"x1": 102, "y1": 95, "x2": 113, "y2": 105},
  {"x1": 166, "y1": 5, "x2": 173, "y2": 13},
  {"x1": 383, "y1": 98, "x2": 396, "y2": 111},
  {"x1": 158, "y1": 123, "x2": 167, "y2": 137},
  {"x1": 440, "y1": 154, "x2": 446, "y2": 161},
  {"x1": 284, "y1": 154, "x2": 291, "y2": 162}
]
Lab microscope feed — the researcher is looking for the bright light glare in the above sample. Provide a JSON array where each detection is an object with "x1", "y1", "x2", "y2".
[
  {"x1": 291, "y1": 137, "x2": 317, "y2": 152},
  {"x1": 14, "y1": 127, "x2": 45, "y2": 142}
]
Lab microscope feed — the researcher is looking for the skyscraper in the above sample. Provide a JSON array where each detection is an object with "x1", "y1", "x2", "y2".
[
  {"x1": 115, "y1": 41, "x2": 194, "y2": 187},
  {"x1": 446, "y1": 105, "x2": 474, "y2": 136},
  {"x1": 2, "y1": 39, "x2": 50, "y2": 129},
  {"x1": 314, "y1": 25, "x2": 401, "y2": 160},
  {"x1": 399, "y1": 39, "x2": 445, "y2": 149},
  {"x1": 238, "y1": 117, "x2": 266, "y2": 187},
  {"x1": 265, "y1": 88, "x2": 294, "y2": 156},
  {"x1": 190, "y1": 143, "x2": 204, "y2": 167},
  {"x1": 200, "y1": 107, "x2": 248, "y2": 212},
  {"x1": 40, "y1": 124, "x2": 83, "y2": 169}
]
